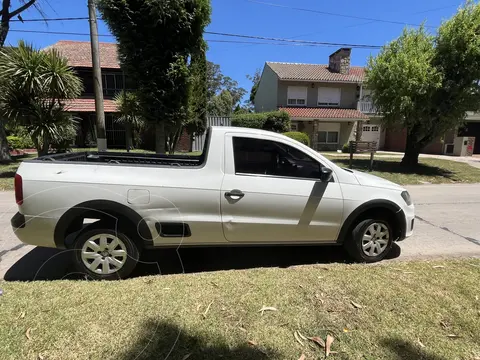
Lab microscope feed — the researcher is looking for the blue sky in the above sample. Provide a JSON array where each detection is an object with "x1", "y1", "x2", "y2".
[{"x1": 7, "y1": 0, "x2": 463, "y2": 95}]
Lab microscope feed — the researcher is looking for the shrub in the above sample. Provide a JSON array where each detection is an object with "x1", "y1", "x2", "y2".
[
  {"x1": 283, "y1": 131, "x2": 310, "y2": 146},
  {"x1": 7, "y1": 133, "x2": 34, "y2": 149},
  {"x1": 232, "y1": 110, "x2": 290, "y2": 132},
  {"x1": 51, "y1": 123, "x2": 78, "y2": 153},
  {"x1": 7, "y1": 136, "x2": 23, "y2": 150},
  {"x1": 342, "y1": 142, "x2": 350, "y2": 153}
]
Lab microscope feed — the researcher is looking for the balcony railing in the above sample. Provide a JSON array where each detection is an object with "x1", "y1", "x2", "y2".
[{"x1": 357, "y1": 101, "x2": 377, "y2": 114}]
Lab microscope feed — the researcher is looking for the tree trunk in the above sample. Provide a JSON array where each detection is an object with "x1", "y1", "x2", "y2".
[
  {"x1": 401, "y1": 132, "x2": 421, "y2": 167},
  {"x1": 155, "y1": 122, "x2": 166, "y2": 154},
  {"x1": 0, "y1": 24, "x2": 8, "y2": 47},
  {"x1": 189, "y1": 133, "x2": 194, "y2": 153},
  {"x1": 125, "y1": 123, "x2": 133, "y2": 152},
  {"x1": 0, "y1": 117, "x2": 11, "y2": 163},
  {"x1": 38, "y1": 133, "x2": 50, "y2": 157}
]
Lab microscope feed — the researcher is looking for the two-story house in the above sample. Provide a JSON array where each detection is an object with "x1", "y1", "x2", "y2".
[
  {"x1": 255, "y1": 47, "x2": 480, "y2": 155},
  {"x1": 44, "y1": 40, "x2": 132, "y2": 148},
  {"x1": 254, "y1": 48, "x2": 379, "y2": 151}
]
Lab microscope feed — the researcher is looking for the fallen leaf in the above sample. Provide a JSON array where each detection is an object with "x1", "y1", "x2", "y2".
[
  {"x1": 26, "y1": 328, "x2": 33, "y2": 340},
  {"x1": 476, "y1": 296, "x2": 479, "y2": 302},
  {"x1": 38, "y1": 354, "x2": 45, "y2": 360},
  {"x1": 351, "y1": 300, "x2": 363, "y2": 309},
  {"x1": 299, "y1": 284, "x2": 304, "y2": 289},
  {"x1": 309, "y1": 336, "x2": 325, "y2": 348},
  {"x1": 325, "y1": 335, "x2": 334, "y2": 357},
  {"x1": 221, "y1": 306, "x2": 226, "y2": 311},
  {"x1": 440, "y1": 321, "x2": 449, "y2": 329},
  {"x1": 18, "y1": 311, "x2": 25, "y2": 319},
  {"x1": 210, "y1": 281, "x2": 219, "y2": 287},
  {"x1": 298, "y1": 354, "x2": 306, "y2": 360},
  {"x1": 447, "y1": 334, "x2": 461, "y2": 339},
  {"x1": 202, "y1": 301, "x2": 214, "y2": 319},
  {"x1": 403, "y1": 271, "x2": 414, "y2": 274},
  {"x1": 163, "y1": 287, "x2": 171, "y2": 290},
  {"x1": 181, "y1": 354, "x2": 191, "y2": 360},
  {"x1": 248, "y1": 340, "x2": 257, "y2": 346},
  {"x1": 343, "y1": 328, "x2": 349, "y2": 333},
  {"x1": 297, "y1": 331, "x2": 308, "y2": 341},
  {"x1": 143, "y1": 278, "x2": 153, "y2": 284},
  {"x1": 433, "y1": 265, "x2": 445, "y2": 269},
  {"x1": 238, "y1": 327, "x2": 247, "y2": 332},
  {"x1": 258, "y1": 306, "x2": 277, "y2": 315},
  {"x1": 417, "y1": 338, "x2": 426, "y2": 348},
  {"x1": 294, "y1": 331, "x2": 304, "y2": 346},
  {"x1": 196, "y1": 304, "x2": 202, "y2": 312}
]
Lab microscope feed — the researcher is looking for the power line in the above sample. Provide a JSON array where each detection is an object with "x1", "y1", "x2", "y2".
[
  {"x1": 10, "y1": 17, "x2": 89, "y2": 22},
  {"x1": 10, "y1": 28, "x2": 383, "y2": 49},
  {"x1": 244, "y1": 0, "x2": 439, "y2": 28},
  {"x1": 205, "y1": 31, "x2": 382, "y2": 48}
]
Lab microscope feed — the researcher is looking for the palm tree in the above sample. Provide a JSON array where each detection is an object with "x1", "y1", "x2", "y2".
[
  {"x1": 0, "y1": 41, "x2": 82, "y2": 156},
  {"x1": 113, "y1": 90, "x2": 145, "y2": 151}
]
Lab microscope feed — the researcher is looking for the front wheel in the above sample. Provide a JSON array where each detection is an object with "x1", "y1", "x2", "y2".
[
  {"x1": 72, "y1": 226, "x2": 140, "y2": 280},
  {"x1": 344, "y1": 218, "x2": 393, "y2": 263}
]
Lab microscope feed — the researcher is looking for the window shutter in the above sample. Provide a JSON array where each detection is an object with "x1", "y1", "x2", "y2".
[{"x1": 318, "y1": 87, "x2": 341, "y2": 106}]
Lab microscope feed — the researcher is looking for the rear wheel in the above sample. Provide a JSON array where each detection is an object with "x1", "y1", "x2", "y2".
[
  {"x1": 72, "y1": 226, "x2": 140, "y2": 280},
  {"x1": 344, "y1": 218, "x2": 393, "y2": 263}
]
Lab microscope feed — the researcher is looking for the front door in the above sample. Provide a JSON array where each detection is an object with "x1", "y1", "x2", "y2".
[{"x1": 220, "y1": 133, "x2": 344, "y2": 243}]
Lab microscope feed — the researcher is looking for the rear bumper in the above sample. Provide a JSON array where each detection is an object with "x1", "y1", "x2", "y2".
[{"x1": 11, "y1": 212, "x2": 58, "y2": 248}]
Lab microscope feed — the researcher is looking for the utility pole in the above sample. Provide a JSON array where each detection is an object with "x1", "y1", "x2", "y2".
[{"x1": 88, "y1": 0, "x2": 107, "y2": 151}]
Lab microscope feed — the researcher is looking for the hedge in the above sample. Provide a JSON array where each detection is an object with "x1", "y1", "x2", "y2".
[
  {"x1": 283, "y1": 131, "x2": 310, "y2": 146},
  {"x1": 7, "y1": 135, "x2": 34, "y2": 150},
  {"x1": 232, "y1": 110, "x2": 290, "y2": 133}
]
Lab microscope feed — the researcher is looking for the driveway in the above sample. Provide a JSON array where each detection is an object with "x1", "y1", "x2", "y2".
[{"x1": 1, "y1": 184, "x2": 480, "y2": 280}]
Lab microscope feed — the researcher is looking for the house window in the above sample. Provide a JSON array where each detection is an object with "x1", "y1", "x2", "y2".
[
  {"x1": 318, "y1": 87, "x2": 341, "y2": 107},
  {"x1": 363, "y1": 126, "x2": 370, "y2": 132},
  {"x1": 291, "y1": 123, "x2": 298, "y2": 131},
  {"x1": 371, "y1": 126, "x2": 379, "y2": 132},
  {"x1": 318, "y1": 131, "x2": 339, "y2": 144},
  {"x1": 287, "y1": 86, "x2": 307, "y2": 106},
  {"x1": 102, "y1": 73, "x2": 131, "y2": 96}
]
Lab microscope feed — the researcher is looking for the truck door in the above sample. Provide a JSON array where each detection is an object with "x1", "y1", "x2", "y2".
[{"x1": 220, "y1": 132, "x2": 344, "y2": 243}]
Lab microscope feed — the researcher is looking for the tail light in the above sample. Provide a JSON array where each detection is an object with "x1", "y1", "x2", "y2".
[{"x1": 14, "y1": 174, "x2": 23, "y2": 205}]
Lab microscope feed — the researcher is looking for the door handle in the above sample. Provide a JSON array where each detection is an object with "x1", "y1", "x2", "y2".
[{"x1": 225, "y1": 189, "x2": 245, "y2": 200}]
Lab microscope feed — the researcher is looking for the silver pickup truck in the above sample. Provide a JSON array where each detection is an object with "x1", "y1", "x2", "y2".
[{"x1": 11, "y1": 126, "x2": 415, "y2": 279}]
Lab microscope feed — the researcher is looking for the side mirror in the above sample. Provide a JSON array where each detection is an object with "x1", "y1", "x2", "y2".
[{"x1": 320, "y1": 167, "x2": 333, "y2": 182}]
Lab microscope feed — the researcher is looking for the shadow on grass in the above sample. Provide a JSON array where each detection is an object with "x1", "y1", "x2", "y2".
[
  {"x1": 0, "y1": 171, "x2": 16, "y2": 178},
  {"x1": 381, "y1": 338, "x2": 447, "y2": 360},
  {"x1": 119, "y1": 319, "x2": 281, "y2": 360},
  {"x1": 3, "y1": 242, "x2": 401, "y2": 281},
  {"x1": 332, "y1": 158, "x2": 455, "y2": 177}
]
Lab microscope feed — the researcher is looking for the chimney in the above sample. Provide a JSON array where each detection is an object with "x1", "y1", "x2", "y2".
[{"x1": 328, "y1": 48, "x2": 351, "y2": 75}]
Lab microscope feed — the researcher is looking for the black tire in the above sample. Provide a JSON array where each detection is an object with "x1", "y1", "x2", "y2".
[
  {"x1": 72, "y1": 224, "x2": 140, "y2": 280},
  {"x1": 344, "y1": 218, "x2": 393, "y2": 263}
]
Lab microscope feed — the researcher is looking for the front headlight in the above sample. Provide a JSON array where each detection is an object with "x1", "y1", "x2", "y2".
[{"x1": 401, "y1": 191, "x2": 412, "y2": 206}]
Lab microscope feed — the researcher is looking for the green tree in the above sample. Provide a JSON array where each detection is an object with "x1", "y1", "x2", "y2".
[
  {"x1": 98, "y1": 0, "x2": 211, "y2": 154},
  {"x1": 206, "y1": 61, "x2": 246, "y2": 115},
  {"x1": 0, "y1": 41, "x2": 82, "y2": 156},
  {"x1": 247, "y1": 67, "x2": 261, "y2": 106},
  {"x1": 0, "y1": 0, "x2": 44, "y2": 162},
  {"x1": 114, "y1": 90, "x2": 145, "y2": 151},
  {"x1": 367, "y1": 1, "x2": 480, "y2": 166}
]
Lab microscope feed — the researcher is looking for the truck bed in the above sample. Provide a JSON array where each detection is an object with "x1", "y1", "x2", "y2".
[{"x1": 33, "y1": 151, "x2": 204, "y2": 167}]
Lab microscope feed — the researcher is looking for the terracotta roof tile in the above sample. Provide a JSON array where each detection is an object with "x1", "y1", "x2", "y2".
[
  {"x1": 267, "y1": 62, "x2": 365, "y2": 83},
  {"x1": 65, "y1": 98, "x2": 118, "y2": 112},
  {"x1": 44, "y1": 40, "x2": 120, "y2": 69},
  {"x1": 280, "y1": 107, "x2": 369, "y2": 120}
]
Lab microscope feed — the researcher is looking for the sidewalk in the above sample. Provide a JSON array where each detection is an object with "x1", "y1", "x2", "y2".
[{"x1": 321, "y1": 151, "x2": 480, "y2": 169}]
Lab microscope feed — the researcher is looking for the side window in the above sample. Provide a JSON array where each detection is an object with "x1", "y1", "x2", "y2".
[{"x1": 232, "y1": 137, "x2": 322, "y2": 180}]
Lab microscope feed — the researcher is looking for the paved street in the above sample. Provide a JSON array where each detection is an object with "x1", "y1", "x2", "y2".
[{"x1": 1, "y1": 184, "x2": 480, "y2": 280}]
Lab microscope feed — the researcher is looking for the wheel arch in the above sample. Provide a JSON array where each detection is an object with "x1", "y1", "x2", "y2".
[
  {"x1": 337, "y1": 199, "x2": 406, "y2": 244},
  {"x1": 54, "y1": 199, "x2": 152, "y2": 249}
]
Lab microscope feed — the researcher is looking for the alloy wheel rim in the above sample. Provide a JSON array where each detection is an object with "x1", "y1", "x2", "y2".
[
  {"x1": 361, "y1": 222, "x2": 389, "y2": 257},
  {"x1": 81, "y1": 234, "x2": 128, "y2": 275}
]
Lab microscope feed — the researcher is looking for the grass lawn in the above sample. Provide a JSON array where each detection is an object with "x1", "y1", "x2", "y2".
[
  {"x1": 0, "y1": 259, "x2": 479, "y2": 359},
  {"x1": 325, "y1": 156, "x2": 480, "y2": 185},
  {"x1": 0, "y1": 155, "x2": 36, "y2": 191}
]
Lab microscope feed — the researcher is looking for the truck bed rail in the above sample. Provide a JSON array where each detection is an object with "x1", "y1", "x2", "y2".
[{"x1": 36, "y1": 151, "x2": 203, "y2": 167}]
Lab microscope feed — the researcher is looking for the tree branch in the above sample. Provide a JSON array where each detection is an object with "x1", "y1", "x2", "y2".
[
  {"x1": 2, "y1": 0, "x2": 11, "y2": 23},
  {"x1": 9, "y1": 0, "x2": 36, "y2": 19}
]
